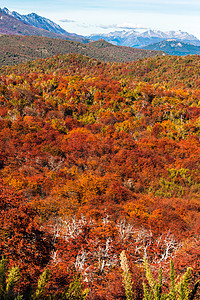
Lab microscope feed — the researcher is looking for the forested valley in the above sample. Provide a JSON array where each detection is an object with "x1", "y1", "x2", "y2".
[{"x1": 0, "y1": 53, "x2": 200, "y2": 299}]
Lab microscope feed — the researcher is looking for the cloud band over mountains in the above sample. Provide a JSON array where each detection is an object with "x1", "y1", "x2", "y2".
[
  {"x1": 99, "y1": 22, "x2": 148, "y2": 30},
  {"x1": 60, "y1": 19, "x2": 148, "y2": 30}
]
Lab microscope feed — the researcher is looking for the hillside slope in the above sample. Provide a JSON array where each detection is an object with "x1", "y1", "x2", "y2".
[
  {"x1": 2, "y1": 52, "x2": 199, "y2": 89},
  {"x1": 144, "y1": 39, "x2": 200, "y2": 55},
  {"x1": 0, "y1": 35, "x2": 165, "y2": 67}
]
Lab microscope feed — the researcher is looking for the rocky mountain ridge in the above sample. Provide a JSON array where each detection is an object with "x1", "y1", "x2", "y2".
[
  {"x1": 0, "y1": 8, "x2": 89, "y2": 43},
  {"x1": 2, "y1": 7, "x2": 72, "y2": 36}
]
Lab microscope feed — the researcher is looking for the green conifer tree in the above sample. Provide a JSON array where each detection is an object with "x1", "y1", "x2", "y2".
[
  {"x1": 64, "y1": 276, "x2": 89, "y2": 300},
  {"x1": 32, "y1": 269, "x2": 51, "y2": 300},
  {"x1": 0, "y1": 258, "x2": 7, "y2": 299},
  {"x1": 143, "y1": 258, "x2": 199, "y2": 300},
  {"x1": 143, "y1": 257, "x2": 164, "y2": 300},
  {"x1": 5, "y1": 266, "x2": 20, "y2": 298},
  {"x1": 0, "y1": 258, "x2": 21, "y2": 300},
  {"x1": 120, "y1": 250, "x2": 135, "y2": 300}
]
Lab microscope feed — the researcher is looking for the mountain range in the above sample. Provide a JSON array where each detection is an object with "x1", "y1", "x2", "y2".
[
  {"x1": 87, "y1": 29, "x2": 200, "y2": 48},
  {"x1": 1, "y1": 7, "x2": 200, "y2": 57}
]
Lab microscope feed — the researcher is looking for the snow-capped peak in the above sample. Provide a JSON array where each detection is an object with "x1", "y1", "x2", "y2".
[
  {"x1": 88, "y1": 28, "x2": 200, "y2": 48},
  {"x1": 1, "y1": 7, "x2": 70, "y2": 36},
  {"x1": 165, "y1": 30, "x2": 198, "y2": 41},
  {"x1": 140, "y1": 29, "x2": 167, "y2": 38}
]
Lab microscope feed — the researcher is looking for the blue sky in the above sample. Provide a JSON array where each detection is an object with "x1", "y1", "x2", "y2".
[{"x1": 1, "y1": 0, "x2": 200, "y2": 38}]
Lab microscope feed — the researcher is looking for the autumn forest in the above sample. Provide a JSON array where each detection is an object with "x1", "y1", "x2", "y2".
[{"x1": 0, "y1": 53, "x2": 200, "y2": 299}]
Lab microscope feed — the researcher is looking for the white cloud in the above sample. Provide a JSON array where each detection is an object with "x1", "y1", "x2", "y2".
[
  {"x1": 60, "y1": 19, "x2": 75, "y2": 23},
  {"x1": 95, "y1": 22, "x2": 147, "y2": 30},
  {"x1": 116, "y1": 23, "x2": 147, "y2": 29}
]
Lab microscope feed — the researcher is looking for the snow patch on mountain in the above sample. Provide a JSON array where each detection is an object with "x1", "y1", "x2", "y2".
[{"x1": 88, "y1": 29, "x2": 200, "y2": 48}]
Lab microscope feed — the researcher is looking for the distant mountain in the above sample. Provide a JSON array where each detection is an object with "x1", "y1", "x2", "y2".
[
  {"x1": 0, "y1": 35, "x2": 165, "y2": 67},
  {"x1": 87, "y1": 29, "x2": 200, "y2": 48},
  {"x1": 144, "y1": 39, "x2": 200, "y2": 56},
  {"x1": 0, "y1": 8, "x2": 89, "y2": 43},
  {"x1": 3, "y1": 7, "x2": 72, "y2": 36},
  {"x1": 2, "y1": 7, "x2": 200, "y2": 52}
]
